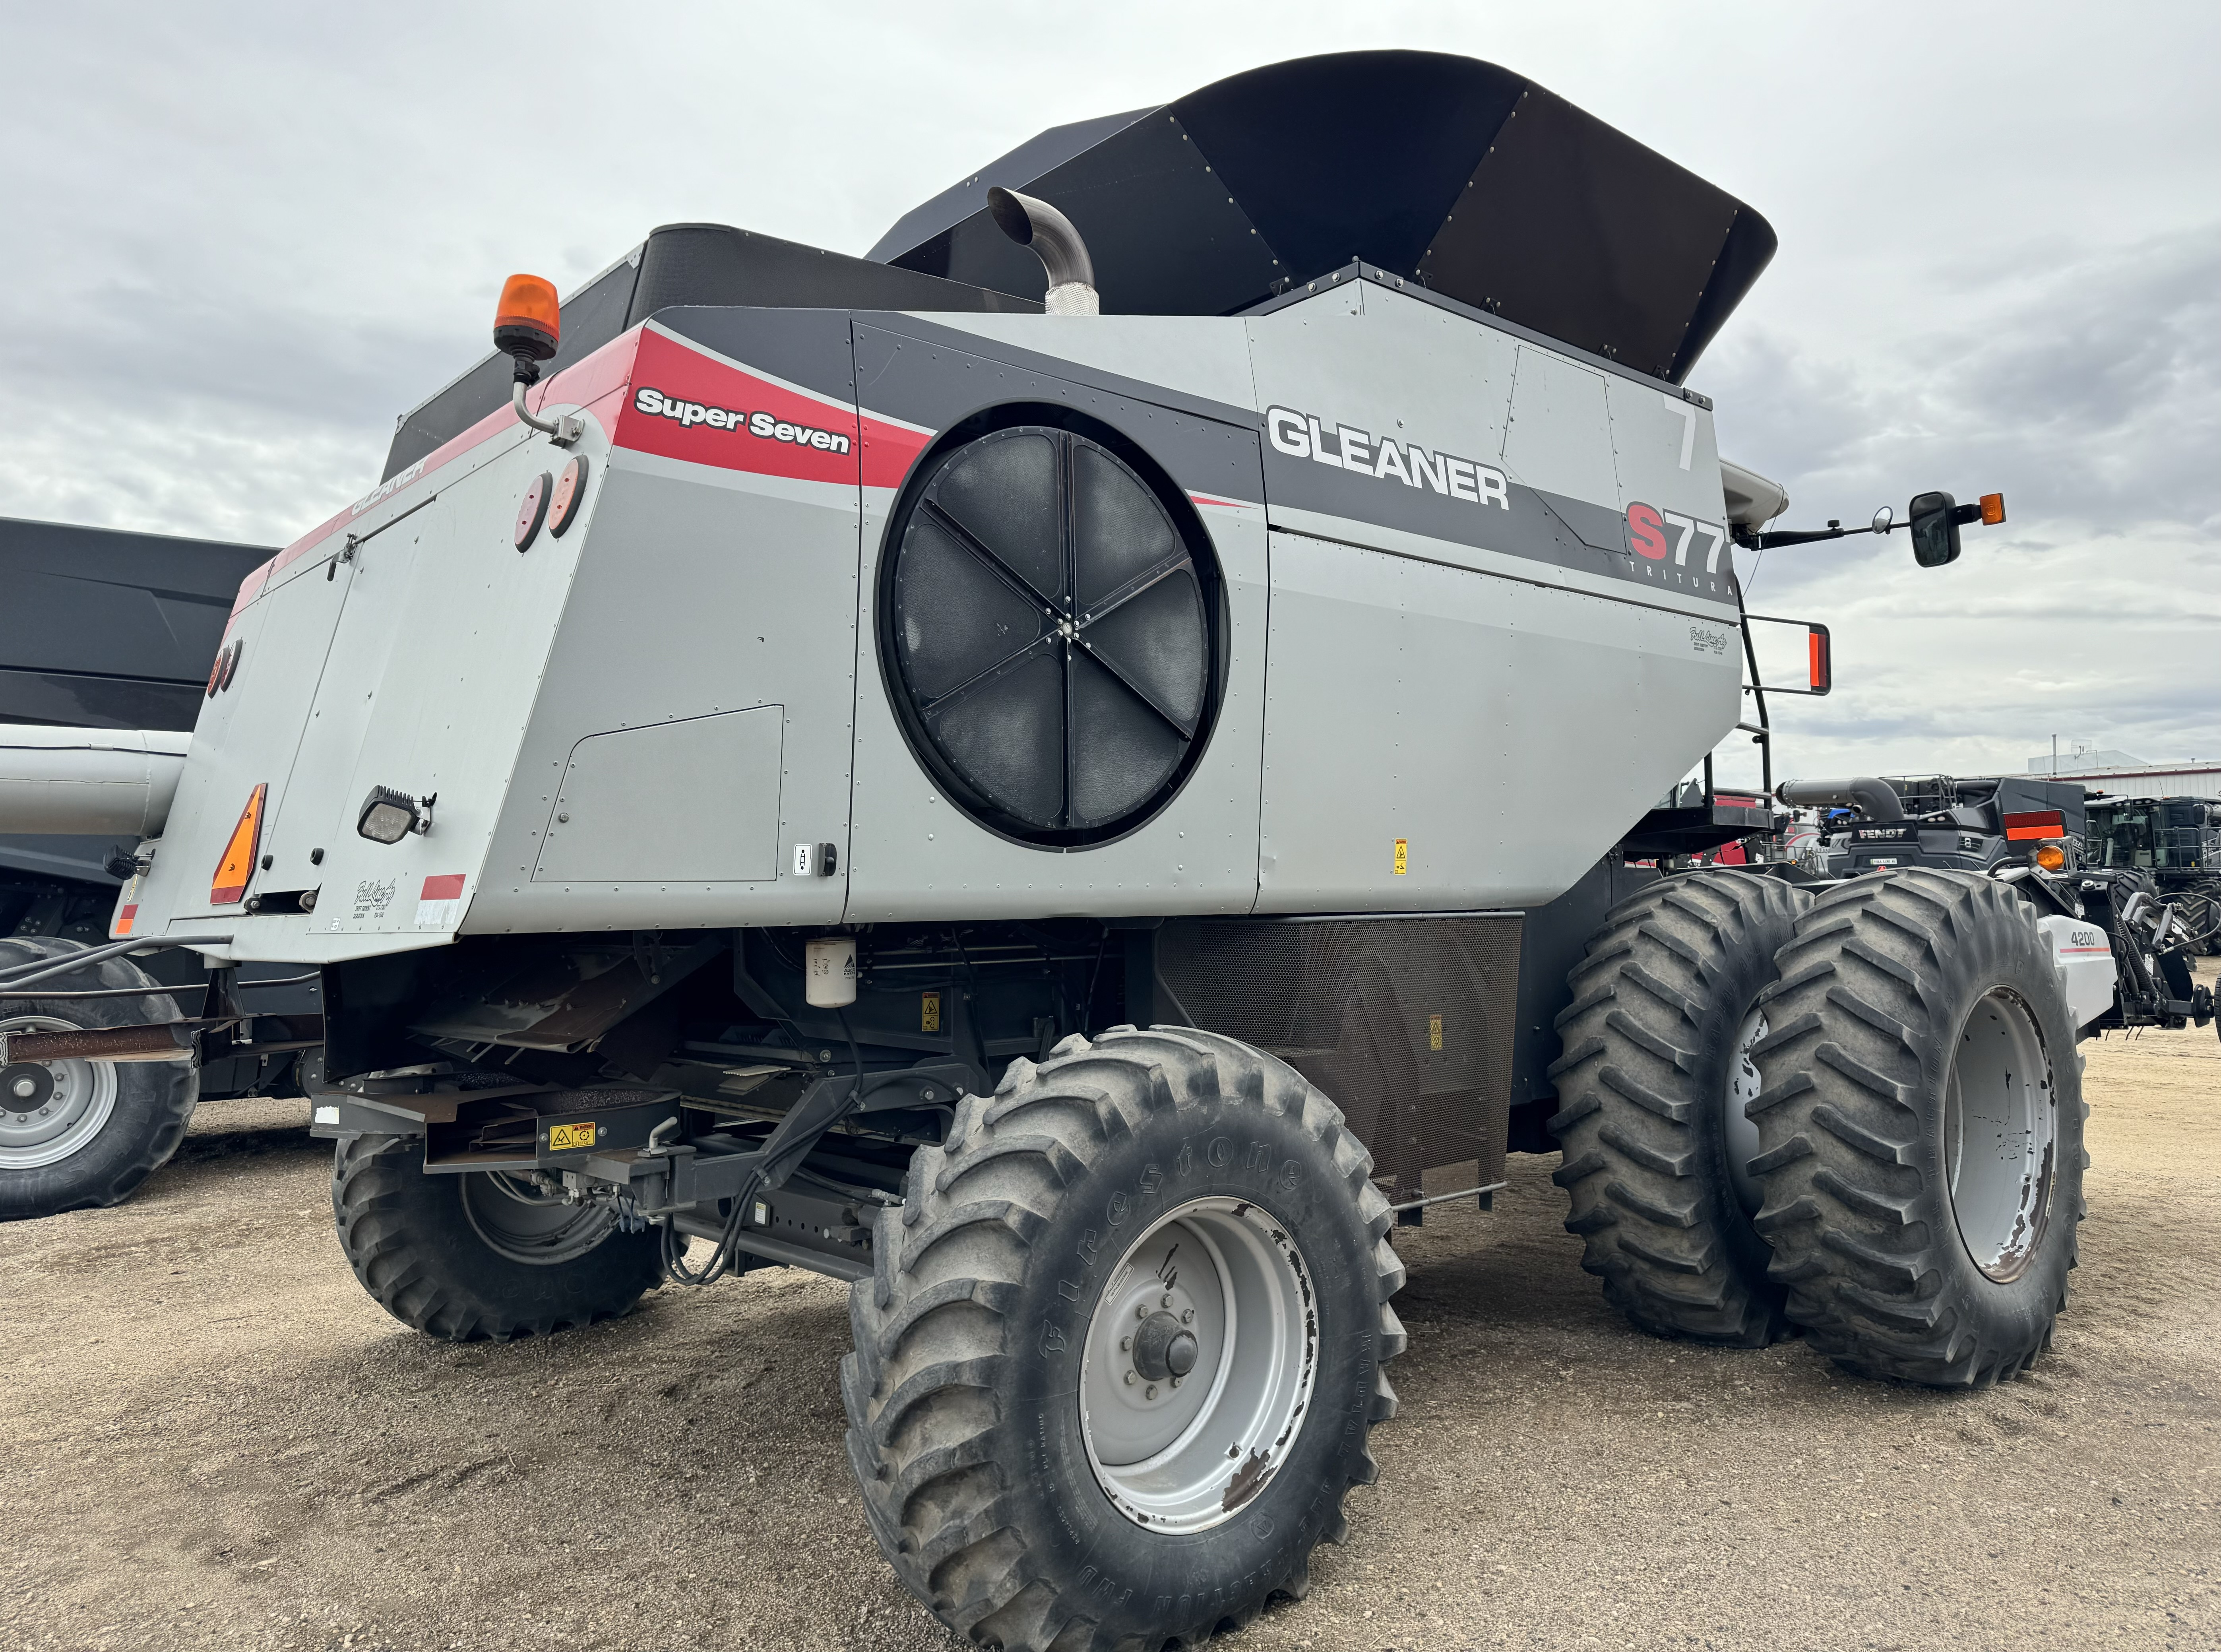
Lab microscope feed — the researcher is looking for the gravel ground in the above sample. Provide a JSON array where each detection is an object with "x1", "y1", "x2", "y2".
[{"x1": 4, "y1": 960, "x2": 2215, "y2": 1652}]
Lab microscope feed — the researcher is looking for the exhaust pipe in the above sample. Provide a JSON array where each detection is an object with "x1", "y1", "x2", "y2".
[
  {"x1": 986, "y1": 187, "x2": 1099, "y2": 316},
  {"x1": 0, "y1": 725, "x2": 190, "y2": 837},
  {"x1": 1775, "y1": 776, "x2": 1905, "y2": 823}
]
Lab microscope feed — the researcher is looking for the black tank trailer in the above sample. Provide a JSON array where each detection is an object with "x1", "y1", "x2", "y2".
[
  {"x1": 0, "y1": 516, "x2": 322, "y2": 1219},
  {"x1": 0, "y1": 50, "x2": 2135, "y2": 1652}
]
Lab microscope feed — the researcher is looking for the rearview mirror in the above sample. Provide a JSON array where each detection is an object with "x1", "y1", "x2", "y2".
[{"x1": 1909, "y1": 491, "x2": 1961, "y2": 567}]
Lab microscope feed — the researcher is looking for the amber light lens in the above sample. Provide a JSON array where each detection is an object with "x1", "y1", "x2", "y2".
[
  {"x1": 494, "y1": 273, "x2": 561, "y2": 339},
  {"x1": 2034, "y1": 843, "x2": 2067, "y2": 872},
  {"x1": 1980, "y1": 492, "x2": 2006, "y2": 525}
]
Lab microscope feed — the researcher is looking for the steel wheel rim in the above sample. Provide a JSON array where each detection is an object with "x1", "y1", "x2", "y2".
[
  {"x1": 461, "y1": 1171, "x2": 616, "y2": 1265},
  {"x1": 1079, "y1": 1196, "x2": 1316, "y2": 1534},
  {"x1": 1723, "y1": 1006, "x2": 1767, "y2": 1215},
  {"x1": 0, "y1": 1016, "x2": 119, "y2": 1171},
  {"x1": 1943, "y1": 987, "x2": 2056, "y2": 1282}
]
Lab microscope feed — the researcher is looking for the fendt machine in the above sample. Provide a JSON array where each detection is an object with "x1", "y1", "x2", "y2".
[{"x1": 3, "y1": 52, "x2": 2202, "y2": 1651}]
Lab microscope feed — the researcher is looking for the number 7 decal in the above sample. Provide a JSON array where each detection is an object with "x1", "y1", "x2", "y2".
[
  {"x1": 1661, "y1": 510, "x2": 1697, "y2": 565},
  {"x1": 1695, "y1": 520, "x2": 1726, "y2": 572},
  {"x1": 1659, "y1": 392, "x2": 1697, "y2": 470}
]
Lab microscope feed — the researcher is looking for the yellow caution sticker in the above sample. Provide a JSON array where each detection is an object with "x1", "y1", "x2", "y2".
[
  {"x1": 921, "y1": 990, "x2": 942, "y2": 1033},
  {"x1": 1392, "y1": 838, "x2": 1409, "y2": 876},
  {"x1": 547, "y1": 1121, "x2": 597, "y2": 1152},
  {"x1": 1428, "y1": 1013, "x2": 1444, "y2": 1052}
]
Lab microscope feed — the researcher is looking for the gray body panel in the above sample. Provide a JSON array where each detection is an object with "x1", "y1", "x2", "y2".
[{"x1": 121, "y1": 284, "x2": 1740, "y2": 953}]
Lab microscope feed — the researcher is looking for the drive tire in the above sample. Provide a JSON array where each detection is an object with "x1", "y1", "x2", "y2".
[
  {"x1": 0, "y1": 936, "x2": 198, "y2": 1221},
  {"x1": 333, "y1": 1132, "x2": 662, "y2": 1341},
  {"x1": 1748, "y1": 869, "x2": 2086, "y2": 1386},
  {"x1": 1548, "y1": 871, "x2": 1811, "y2": 1346},
  {"x1": 842, "y1": 1026, "x2": 1404, "y2": 1652}
]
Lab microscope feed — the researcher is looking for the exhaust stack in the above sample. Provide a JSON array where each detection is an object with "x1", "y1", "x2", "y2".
[
  {"x1": 986, "y1": 187, "x2": 1099, "y2": 316},
  {"x1": 1776, "y1": 777, "x2": 1906, "y2": 823},
  {"x1": 0, "y1": 725, "x2": 189, "y2": 837}
]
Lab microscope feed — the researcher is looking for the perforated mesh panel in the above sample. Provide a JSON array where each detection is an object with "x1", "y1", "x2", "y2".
[{"x1": 1156, "y1": 917, "x2": 1523, "y2": 1201}]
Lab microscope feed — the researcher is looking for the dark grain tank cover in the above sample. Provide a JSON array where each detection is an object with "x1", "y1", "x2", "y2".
[{"x1": 868, "y1": 50, "x2": 1777, "y2": 382}]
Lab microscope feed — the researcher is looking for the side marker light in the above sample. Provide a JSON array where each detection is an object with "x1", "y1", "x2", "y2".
[
  {"x1": 516, "y1": 472, "x2": 550, "y2": 551},
  {"x1": 548, "y1": 454, "x2": 589, "y2": 538},
  {"x1": 1980, "y1": 492, "x2": 2006, "y2": 525},
  {"x1": 210, "y1": 784, "x2": 268, "y2": 905}
]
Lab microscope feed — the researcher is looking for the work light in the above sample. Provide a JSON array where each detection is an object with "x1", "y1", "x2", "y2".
[{"x1": 357, "y1": 786, "x2": 431, "y2": 844}]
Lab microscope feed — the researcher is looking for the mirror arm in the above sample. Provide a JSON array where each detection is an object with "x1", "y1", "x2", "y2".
[{"x1": 1739, "y1": 517, "x2": 1903, "y2": 551}]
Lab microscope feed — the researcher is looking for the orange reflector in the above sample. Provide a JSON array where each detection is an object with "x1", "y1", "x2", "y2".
[
  {"x1": 1980, "y1": 492, "x2": 2006, "y2": 525},
  {"x1": 2004, "y1": 809, "x2": 2066, "y2": 842},
  {"x1": 494, "y1": 273, "x2": 561, "y2": 344},
  {"x1": 2034, "y1": 843, "x2": 2067, "y2": 872},
  {"x1": 210, "y1": 783, "x2": 267, "y2": 905},
  {"x1": 1807, "y1": 624, "x2": 1832, "y2": 695}
]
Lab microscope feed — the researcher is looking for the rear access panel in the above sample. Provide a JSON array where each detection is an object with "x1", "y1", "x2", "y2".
[{"x1": 533, "y1": 707, "x2": 783, "y2": 883}]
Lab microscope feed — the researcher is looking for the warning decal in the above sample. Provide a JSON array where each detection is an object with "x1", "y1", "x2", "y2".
[
  {"x1": 548, "y1": 1121, "x2": 597, "y2": 1152},
  {"x1": 1392, "y1": 838, "x2": 1409, "y2": 876},
  {"x1": 415, "y1": 873, "x2": 467, "y2": 929}
]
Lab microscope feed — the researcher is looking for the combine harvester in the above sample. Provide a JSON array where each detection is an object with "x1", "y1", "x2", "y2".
[{"x1": 1, "y1": 51, "x2": 2211, "y2": 1651}]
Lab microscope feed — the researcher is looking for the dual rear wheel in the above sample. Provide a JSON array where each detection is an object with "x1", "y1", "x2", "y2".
[{"x1": 1553, "y1": 867, "x2": 2083, "y2": 1386}]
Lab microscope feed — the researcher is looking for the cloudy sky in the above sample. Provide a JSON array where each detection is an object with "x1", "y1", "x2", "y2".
[{"x1": 2, "y1": 2, "x2": 2213, "y2": 786}]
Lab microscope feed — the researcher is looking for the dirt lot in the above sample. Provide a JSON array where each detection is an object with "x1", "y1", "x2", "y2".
[{"x1": 5, "y1": 963, "x2": 2216, "y2": 1652}]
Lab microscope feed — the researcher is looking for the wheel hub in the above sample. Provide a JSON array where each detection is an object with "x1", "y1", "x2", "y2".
[
  {"x1": 1944, "y1": 987, "x2": 2056, "y2": 1282},
  {"x1": 1079, "y1": 1196, "x2": 1318, "y2": 1534},
  {"x1": 1132, "y1": 1310, "x2": 1200, "y2": 1382},
  {"x1": 460, "y1": 1170, "x2": 618, "y2": 1265},
  {"x1": 0, "y1": 1017, "x2": 118, "y2": 1170}
]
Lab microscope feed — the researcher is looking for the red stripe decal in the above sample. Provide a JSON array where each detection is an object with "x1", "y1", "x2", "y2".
[
  {"x1": 616, "y1": 329, "x2": 863, "y2": 485},
  {"x1": 420, "y1": 874, "x2": 467, "y2": 901}
]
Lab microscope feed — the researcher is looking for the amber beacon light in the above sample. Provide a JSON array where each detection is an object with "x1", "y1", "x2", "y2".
[{"x1": 495, "y1": 272, "x2": 582, "y2": 445}]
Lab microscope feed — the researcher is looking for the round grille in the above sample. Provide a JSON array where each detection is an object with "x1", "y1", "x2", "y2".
[{"x1": 883, "y1": 425, "x2": 1217, "y2": 846}]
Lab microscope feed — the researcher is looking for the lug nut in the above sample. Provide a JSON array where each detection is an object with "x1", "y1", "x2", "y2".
[
  {"x1": 1146, "y1": 1384, "x2": 1158, "y2": 1400},
  {"x1": 1124, "y1": 1371, "x2": 1136, "y2": 1386},
  {"x1": 1161, "y1": 1293, "x2": 1173, "y2": 1308},
  {"x1": 1120, "y1": 1335, "x2": 1132, "y2": 1351},
  {"x1": 1171, "y1": 1376, "x2": 1182, "y2": 1389},
  {"x1": 1137, "y1": 1304, "x2": 1149, "y2": 1319},
  {"x1": 1181, "y1": 1309, "x2": 1194, "y2": 1324}
]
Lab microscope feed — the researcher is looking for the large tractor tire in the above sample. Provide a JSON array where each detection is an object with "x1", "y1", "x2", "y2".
[
  {"x1": 333, "y1": 1133, "x2": 662, "y2": 1341},
  {"x1": 0, "y1": 936, "x2": 198, "y2": 1220},
  {"x1": 1548, "y1": 871, "x2": 1812, "y2": 1346},
  {"x1": 843, "y1": 1026, "x2": 1404, "y2": 1652},
  {"x1": 1748, "y1": 869, "x2": 2085, "y2": 1386}
]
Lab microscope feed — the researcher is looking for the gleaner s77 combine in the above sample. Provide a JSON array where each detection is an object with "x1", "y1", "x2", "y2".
[{"x1": 3, "y1": 51, "x2": 2211, "y2": 1651}]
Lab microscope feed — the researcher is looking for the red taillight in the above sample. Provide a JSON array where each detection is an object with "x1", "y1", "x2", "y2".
[{"x1": 2004, "y1": 809, "x2": 2066, "y2": 842}]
